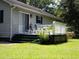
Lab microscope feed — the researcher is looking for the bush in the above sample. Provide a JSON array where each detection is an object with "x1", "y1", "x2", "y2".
[
  {"x1": 37, "y1": 28, "x2": 49, "y2": 44},
  {"x1": 35, "y1": 25, "x2": 54, "y2": 44}
]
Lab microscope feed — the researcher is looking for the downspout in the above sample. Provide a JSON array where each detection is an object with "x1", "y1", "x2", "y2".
[{"x1": 10, "y1": 6, "x2": 15, "y2": 41}]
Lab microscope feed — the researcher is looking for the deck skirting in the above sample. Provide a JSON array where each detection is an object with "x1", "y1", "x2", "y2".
[{"x1": 12, "y1": 34, "x2": 67, "y2": 43}]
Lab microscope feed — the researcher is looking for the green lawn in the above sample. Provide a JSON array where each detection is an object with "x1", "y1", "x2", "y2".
[{"x1": 0, "y1": 39, "x2": 79, "y2": 59}]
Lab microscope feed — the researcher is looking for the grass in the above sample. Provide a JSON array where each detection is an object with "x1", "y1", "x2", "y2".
[{"x1": 0, "y1": 39, "x2": 79, "y2": 59}]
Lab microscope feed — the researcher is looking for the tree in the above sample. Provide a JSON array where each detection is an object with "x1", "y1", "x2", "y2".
[
  {"x1": 62, "y1": 0, "x2": 79, "y2": 38},
  {"x1": 30, "y1": 0, "x2": 52, "y2": 9},
  {"x1": 46, "y1": 0, "x2": 66, "y2": 17},
  {"x1": 25, "y1": 0, "x2": 63, "y2": 16}
]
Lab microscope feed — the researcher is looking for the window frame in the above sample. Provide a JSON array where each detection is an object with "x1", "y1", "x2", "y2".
[
  {"x1": 0, "y1": 10, "x2": 4, "y2": 23},
  {"x1": 36, "y1": 16, "x2": 43, "y2": 24}
]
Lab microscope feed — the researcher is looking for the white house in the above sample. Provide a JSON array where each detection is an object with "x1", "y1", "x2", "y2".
[{"x1": 0, "y1": 0, "x2": 66, "y2": 41}]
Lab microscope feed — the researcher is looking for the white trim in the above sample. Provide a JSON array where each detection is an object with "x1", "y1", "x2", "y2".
[{"x1": 19, "y1": 11, "x2": 30, "y2": 15}]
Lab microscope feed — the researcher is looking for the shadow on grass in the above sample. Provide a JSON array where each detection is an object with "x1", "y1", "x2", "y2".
[
  {"x1": 30, "y1": 39, "x2": 68, "y2": 45},
  {"x1": 0, "y1": 39, "x2": 68, "y2": 45},
  {"x1": 0, "y1": 37, "x2": 68, "y2": 45}
]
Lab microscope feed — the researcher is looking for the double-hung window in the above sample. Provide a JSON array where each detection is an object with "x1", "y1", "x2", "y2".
[{"x1": 36, "y1": 16, "x2": 43, "y2": 24}]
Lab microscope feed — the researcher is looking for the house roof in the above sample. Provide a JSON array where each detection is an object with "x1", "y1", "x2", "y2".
[{"x1": 4, "y1": 0, "x2": 63, "y2": 21}]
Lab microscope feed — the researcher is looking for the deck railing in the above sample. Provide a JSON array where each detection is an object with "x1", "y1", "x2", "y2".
[
  {"x1": 27, "y1": 23, "x2": 66, "y2": 35},
  {"x1": 28, "y1": 24, "x2": 54, "y2": 35}
]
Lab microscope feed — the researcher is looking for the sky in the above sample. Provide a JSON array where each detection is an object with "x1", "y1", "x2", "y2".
[
  {"x1": 54, "y1": 0, "x2": 61, "y2": 5},
  {"x1": 48, "y1": 0, "x2": 61, "y2": 8}
]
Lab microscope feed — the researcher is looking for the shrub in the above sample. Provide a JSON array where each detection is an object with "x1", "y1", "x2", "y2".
[
  {"x1": 37, "y1": 28, "x2": 49, "y2": 43},
  {"x1": 35, "y1": 25, "x2": 54, "y2": 44}
]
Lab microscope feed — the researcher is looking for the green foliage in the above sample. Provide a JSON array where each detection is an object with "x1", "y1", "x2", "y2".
[
  {"x1": 47, "y1": 25, "x2": 53, "y2": 30},
  {"x1": 37, "y1": 28, "x2": 49, "y2": 41},
  {"x1": 25, "y1": 0, "x2": 65, "y2": 17},
  {"x1": 23, "y1": 0, "x2": 65, "y2": 18},
  {"x1": 54, "y1": 7, "x2": 65, "y2": 17},
  {"x1": 36, "y1": 25, "x2": 54, "y2": 44},
  {"x1": 30, "y1": 0, "x2": 52, "y2": 8},
  {"x1": 63, "y1": 0, "x2": 79, "y2": 37}
]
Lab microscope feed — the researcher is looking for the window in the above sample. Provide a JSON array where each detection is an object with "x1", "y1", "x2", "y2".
[
  {"x1": 0, "y1": 10, "x2": 4, "y2": 23},
  {"x1": 36, "y1": 16, "x2": 43, "y2": 24}
]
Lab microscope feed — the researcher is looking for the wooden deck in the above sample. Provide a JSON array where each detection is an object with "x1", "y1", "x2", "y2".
[{"x1": 12, "y1": 34, "x2": 67, "y2": 43}]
